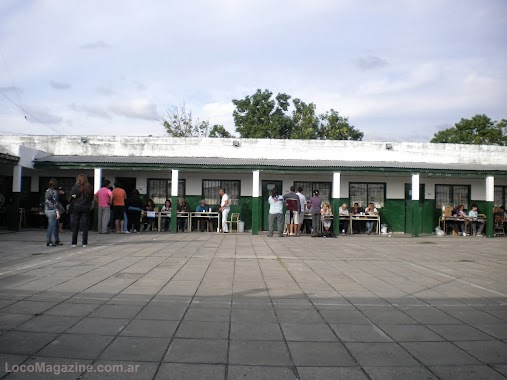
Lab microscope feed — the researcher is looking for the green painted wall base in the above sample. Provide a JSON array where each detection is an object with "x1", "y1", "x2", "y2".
[
  {"x1": 332, "y1": 198, "x2": 347, "y2": 235},
  {"x1": 251, "y1": 197, "x2": 261, "y2": 235},
  {"x1": 170, "y1": 196, "x2": 177, "y2": 233},
  {"x1": 485, "y1": 200, "x2": 494, "y2": 238},
  {"x1": 412, "y1": 200, "x2": 420, "y2": 237}
]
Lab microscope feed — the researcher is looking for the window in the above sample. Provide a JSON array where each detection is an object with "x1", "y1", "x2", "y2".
[
  {"x1": 435, "y1": 185, "x2": 470, "y2": 209},
  {"x1": 495, "y1": 186, "x2": 507, "y2": 208},
  {"x1": 294, "y1": 181, "x2": 332, "y2": 204},
  {"x1": 147, "y1": 179, "x2": 185, "y2": 205},
  {"x1": 202, "y1": 180, "x2": 240, "y2": 206},
  {"x1": 349, "y1": 183, "x2": 385, "y2": 208}
]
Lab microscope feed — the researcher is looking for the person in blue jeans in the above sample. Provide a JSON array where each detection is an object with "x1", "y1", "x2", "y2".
[
  {"x1": 365, "y1": 202, "x2": 378, "y2": 235},
  {"x1": 44, "y1": 178, "x2": 62, "y2": 247}
]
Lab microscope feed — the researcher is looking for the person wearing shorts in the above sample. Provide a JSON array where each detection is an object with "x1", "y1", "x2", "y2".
[
  {"x1": 283, "y1": 186, "x2": 300, "y2": 236},
  {"x1": 111, "y1": 182, "x2": 127, "y2": 233}
]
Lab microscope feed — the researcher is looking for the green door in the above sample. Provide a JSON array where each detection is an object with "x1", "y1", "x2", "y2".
[
  {"x1": 405, "y1": 183, "x2": 425, "y2": 234},
  {"x1": 262, "y1": 180, "x2": 283, "y2": 231}
]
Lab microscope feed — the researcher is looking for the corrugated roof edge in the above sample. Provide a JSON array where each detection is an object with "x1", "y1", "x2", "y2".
[{"x1": 33, "y1": 155, "x2": 507, "y2": 171}]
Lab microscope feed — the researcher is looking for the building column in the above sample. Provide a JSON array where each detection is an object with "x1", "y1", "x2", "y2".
[
  {"x1": 251, "y1": 170, "x2": 260, "y2": 235},
  {"x1": 412, "y1": 173, "x2": 420, "y2": 237},
  {"x1": 8, "y1": 165, "x2": 23, "y2": 231},
  {"x1": 485, "y1": 176, "x2": 494, "y2": 238},
  {"x1": 94, "y1": 168, "x2": 102, "y2": 194},
  {"x1": 170, "y1": 169, "x2": 179, "y2": 233},
  {"x1": 332, "y1": 172, "x2": 342, "y2": 236},
  {"x1": 92, "y1": 168, "x2": 102, "y2": 231}
]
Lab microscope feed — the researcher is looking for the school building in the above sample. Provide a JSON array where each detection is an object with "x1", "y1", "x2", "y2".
[{"x1": 0, "y1": 135, "x2": 506, "y2": 237}]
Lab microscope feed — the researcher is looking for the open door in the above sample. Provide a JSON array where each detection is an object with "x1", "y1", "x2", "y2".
[{"x1": 261, "y1": 180, "x2": 283, "y2": 231}]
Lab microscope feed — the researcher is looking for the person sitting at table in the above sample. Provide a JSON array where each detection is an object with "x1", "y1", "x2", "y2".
[
  {"x1": 321, "y1": 202, "x2": 333, "y2": 236},
  {"x1": 194, "y1": 199, "x2": 211, "y2": 232},
  {"x1": 142, "y1": 198, "x2": 157, "y2": 231},
  {"x1": 365, "y1": 203, "x2": 378, "y2": 235},
  {"x1": 126, "y1": 189, "x2": 144, "y2": 233},
  {"x1": 160, "y1": 199, "x2": 171, "y2": 232},
  {"x1": 448, "y1": 204, "x2": 467, "y2": 236},
  {"x1": 339, "y1": 203, "x2": 350, "y2": 234},
  {"x1": 468, "y1": 204, "x2": 484, "y2": 236},
  {"x1": 350, "y1": 202, "x2": 363, "y2": 234},
  {"x1": 177, "y1": 197, "x2": 190, "y2": 232}
]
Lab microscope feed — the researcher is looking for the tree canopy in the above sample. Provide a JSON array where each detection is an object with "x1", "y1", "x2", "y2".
[
  {"x1": 232, "y1": 89, "x2": 363, "y2": 140},
  {"x1": 161, "y1": 104, "x2": 232, "y2": 138},
  {"x1": 431, "y1": 114, "x2": 507, "y2": 146}
]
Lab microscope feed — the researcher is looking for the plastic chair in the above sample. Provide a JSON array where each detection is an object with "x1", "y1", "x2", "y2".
[
  {"x1": 226, "y1": 213, "x2": 240, "y2": 233},
  {"x1": 494, "y1": 215, "x2": 505, "y2": 237}
]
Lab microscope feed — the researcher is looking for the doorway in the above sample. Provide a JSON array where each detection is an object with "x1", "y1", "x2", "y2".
[
  {"x1": 405, "y1": 183, "x2": 425, "y2": 234},
  {"x1": 261, "y1": 180, "x2": 283, "y2": 231},
  {"x1": 115, "y1": 177, "x2": 137, "y2": 198}
]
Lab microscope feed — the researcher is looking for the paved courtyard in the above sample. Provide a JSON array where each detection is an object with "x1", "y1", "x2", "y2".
[{"x1": 0, "y1": 230, "x2": 506, "y2": 380}]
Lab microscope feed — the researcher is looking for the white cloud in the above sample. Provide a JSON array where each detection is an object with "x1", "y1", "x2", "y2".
[
  {"x1": 110, "y1": 99, "x2": 159, "y2": 121},
  {"x1": 49, "y1": 80, "x2": 71, "y2": 90}
]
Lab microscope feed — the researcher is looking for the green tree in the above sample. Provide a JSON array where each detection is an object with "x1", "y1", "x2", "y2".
[
  {"x1": 162, "y1": 104, "x2": 234, "y2": 138},
  {"x1": 209, "y1": 124, "x2": 233, "y2": 138},
  {"x1": 431, "y1": 114, "x2": 507, "y2": 145},
  {"x1": 232, "y1": 89, "x2": 293, "y2": 139},
  {"x1": 162, "y1": 104, "x2": 208, "y2": 137},
  {"x1": 291, "y1": 99, "x2": 319, "y2": 139},
  {"x1": 232, "y1": 89, "x2": 363, "y2": 140},
  {"x1": 319, "y1": 109, "x2": 363, "y2": 140}
]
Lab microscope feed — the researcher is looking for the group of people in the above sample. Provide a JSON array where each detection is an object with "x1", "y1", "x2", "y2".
[
  {"x1": 45, "y1": 175, "x2": 234, "y2": 247},
  {"x1": 446, "y1": 204, "x2": 485, "y2": 236},
  {"x1": 267, "y1": 186, "x2": 379, "y2": 237},
  {"x1": 338, "y1": 202, "x2": 379, "y2": 235},
  {"x1": 44, "y1": 174, "x2": 94, "y2": 247}
]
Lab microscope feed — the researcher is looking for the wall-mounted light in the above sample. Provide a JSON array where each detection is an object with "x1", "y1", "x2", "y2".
[
  {"x1": 385, "y1": 143, "x2": 393, "y2": 150},
  {"x1": 233, "y1": 140, "x2": 240, "y2": 147},
  {"x1": 81, "y1": 137, "x2": 89, "y2": 144}
]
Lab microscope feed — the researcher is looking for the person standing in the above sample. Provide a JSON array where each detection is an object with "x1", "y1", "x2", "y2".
[
  {"x1": 94, "y1": 180, "x2": 112, "y2": 234},
  {"x1": 126, "y1": 189, "x2": 144, "y2": 233},
  {"x1": 268, "y1": 188, "x2": 284, "y2": 237},
  {"x1": 296, "y1": 187, "x2": 306, "y2": 235},
  {"x1": 111, "y1": 182, "x2": 127, "y2": 233},
  {"x1": 283, "y1": 186, "x2": 300, "y2": 236},
  {"x1": 69, "y1": 174, "x2": 93, "y2": 247},
  {"x1": 365, "y1": 202, "x2": 378, "y2": 235},
  {"x1": 219, "y1": 188, "x2": 230, "y2": 233},
  {"x1": 45, "y1": 178, "x2": 62, "y2": 246},
  {"x1": 309, "y1": 190, "x2": 322, "y2": 237}
]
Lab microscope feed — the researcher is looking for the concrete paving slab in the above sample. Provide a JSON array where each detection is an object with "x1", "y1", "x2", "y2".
[
  {"x1": 429, "y1": 365, "x2": 507, "y2": 380},
  {"x1": 401, "y1": 342, "x2": 481, "y2": 366},
  {"x1": 288, "y1": 341, "x2": 356, "y2": 366},
  {"x1": 230, "y1": 322, "x2": 284, "y2": 341},
  {"x1": 164, "y1": 338, "x2": 228, "y2": 364},
  {"x1": 363, "y1": 366, "x2": 438, "y2": 380},
  {"x1": 155, "y1": 363, "x2": 225, "y2": 380},
  {"x1": 297, "y1": 367, "x2": 369, "y2": 380},
  {"x1": 99, "y1": 336, "x2": 170, "y2": 362},
  {"x1": 36, "y1": 333, "x2": 114, "y2": 359},
  {"x1": 1, "y1": 230, "x2": 507, "y2": 378},
  {"x1": 227, "y1": 365, "x2": 296, "y2": 380},
  {"x1": 120, "y1": 319, "x2": 178, "y2": 338},
  {"x1": 229, "y1": 340, "x2": 292, "y2": 366}
]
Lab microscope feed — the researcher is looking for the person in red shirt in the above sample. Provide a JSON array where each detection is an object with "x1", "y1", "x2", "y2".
[{"x1": 111, "y1": 182, "x2": 127, "y2": 233}]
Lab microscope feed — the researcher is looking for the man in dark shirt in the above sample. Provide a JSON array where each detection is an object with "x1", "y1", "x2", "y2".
[{"x1": 283, "y1": 186, "x2": 301, "y2": 236}]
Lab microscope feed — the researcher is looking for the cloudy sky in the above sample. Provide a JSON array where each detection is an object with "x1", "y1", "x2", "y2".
[{"x1": 0, "y1": 0, "x2": 506, "y2": 142}]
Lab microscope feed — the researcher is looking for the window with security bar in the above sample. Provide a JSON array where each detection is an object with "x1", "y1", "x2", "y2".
[
  {"x1": 147, "y1": 179, "x2": 185, "y2": 205},
  {"x1": 494, "y1": 186, "x2": 506, "y2": 208},
  {"x1": 202, "y1": 180, "x2": 240, "y2": 206},
  {"x1": 435, "y1": 184, "x2": 470, "y2": 210},
  {"x1": 349, "y1": 183, "x2": 385, "y2": 208}
]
